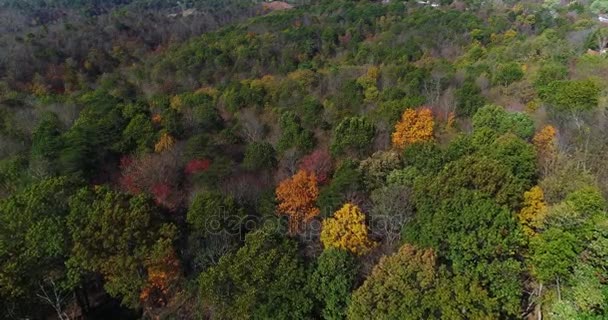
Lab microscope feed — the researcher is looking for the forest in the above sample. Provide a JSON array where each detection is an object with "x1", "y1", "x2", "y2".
[{"x1": 2, "y1": 0, "x2": 608, "y2": 319}]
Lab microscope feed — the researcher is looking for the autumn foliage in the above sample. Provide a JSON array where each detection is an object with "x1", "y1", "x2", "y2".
[
  {"x1": 533, "y1": 125, "x2": 557, "y2": 173},
  {"x1": 276, "y1": 170, "x2": 320, "y2": 234},
  {"x1": 119, "y1": 151, "x2": 183, "y2": 211},
  {"x1": 184, "y1": 158, "x2": 212, "y2": 175},
  {"x1": 140, "y1": 249, "x2": 181, "y2": 311},
  {"x1": 320, "y1": 203, "x2": 376, "y2": 255},
  {"x1": 518, "y1": 186, "x2": 548, "y2": 236},
  {"x1": 299, "y1": 149, "x2": 333, "y2": 184},
  {"x1": 391, "y1": 108, "x2": 434, "y2": 149},
  {"x1": 155, "y1": 132, "x2": 176, "y2": 153}
]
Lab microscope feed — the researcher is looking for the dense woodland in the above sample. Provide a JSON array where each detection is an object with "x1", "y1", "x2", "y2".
[{"x1": 3, "y1": 0, "x2": 608, "y2": 319}]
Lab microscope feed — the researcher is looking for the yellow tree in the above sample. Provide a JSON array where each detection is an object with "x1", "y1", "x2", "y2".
[
  {"x1": 391, "y1": 108, "x2": 434, "y2": 149},
  {"x1": 154, "y1": 132, "x2": 175, "y2": 153},
  {"x1": 276, "y1": 170, "x2": 320, "y2": 234},
  {"x1": 518, "y1": 186, "x2": 548, "y2": 236},
  {"x1": 532, "y1": 125, "x2": 557, "y2": 174},
  {"x1": 320, "y1": 203, "x2": 376, "y2": 255}
]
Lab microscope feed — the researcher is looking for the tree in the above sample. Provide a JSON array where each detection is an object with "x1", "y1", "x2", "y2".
[
  {"x1": 66, "y1": 186, "x2": 177, "y2": 308},
  {"x1": 472, "y1": 105, "x2": 534, "y2": 140},
  {"x1": 318, "y1": 160, "x2": 363, "y2": 217},
  {"x1": 330, "y1": 117, "x2": 375, "y2": 157},
  {"x1": 308, "y1": 249, "x2": 358, "y2": 320},
  {"x1": 277, "y1": 112, "x2": 315, "y2": 153},
  {"x1": 518, "y1": 186, "x2": 548, "y2": 236},
  {"x1": 119, "y1": 113, "x2": 156, "y2": 154},
  {"x1": 0, "y1": 178, "x2": 75, "y2": 309},
  {"x1": 320, "y1": 203, "x2": 376, "y2": 255},
  {"x1": 533, "y1": 125, "x2": 557, "y2": 174},
  {"x1": 276, "y1": 169, "x2": 320, "y2": 234},
  {"x1": 30, "y1": 112, "x2": 63, "y2": 175},
  {"x1": 119, "y1": 150, "x2": 183, "y2": 211},
  {"x1": 494, "y1": 62, "x2": 524, "y2": 86},
  {"x1": 186, "y1": 191, "x2": 246, "y2": 272},
  {"x1": 154, "y1": 131, "x2": 176, "y2": 153},
  {"x1": 539, "y1": 79, "x2": 600, "y2": 112},
  {"x1": 243, "y1": 141, "x2": 277, "y2": 170},
  {"x1": 358, "y1": 150, "x2": 401, "y2": 189},
  {"x1": 199, "y1": 228, "x2": 312, "y2": 319},
  {"x1": 455, "y1": 79, "x2": 486, "y2": 116},
  {"x1": 356, "y1": 66, "x2": 380, "y2": 102},
  {"x1": 299, "y1": 149, "x2": 333, "y2": 184},
  {"x1": 530, "y1": 227, "x2": 580, "y2": 284},
  {"x1": 404, "y1": 190, "x2": 524, "y2": 317},
  {"x1": 347, "y1": 244, "x2": 438, "y2": 320},
  {"x1": 391, "y1": 107, "x2": 434, "y2": 149},
  {"x1": 370, "y1": 184, "x2": 413, "y2": 246}
]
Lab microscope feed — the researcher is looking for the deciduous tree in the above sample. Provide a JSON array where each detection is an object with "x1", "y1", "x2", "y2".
[
  {"x1": 348, "y1": 244, "x2": 438, "y2": 320},
  {"x1": 276, "y1": 169, "x2": 320, "y2": 234},
  {"x1": 391, "y1": 108, "x2": 434, "y2": 149},
  {"x1": 320, "y1": 203, "x2": 375, "y2": 255},
  {"x1": 518, "y1": 186, "x2": 548, "y2": 236}
]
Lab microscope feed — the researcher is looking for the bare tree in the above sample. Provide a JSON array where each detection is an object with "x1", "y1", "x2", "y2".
[{"x1": 37, "y1": 278, "x2": 73, "y2": 320}]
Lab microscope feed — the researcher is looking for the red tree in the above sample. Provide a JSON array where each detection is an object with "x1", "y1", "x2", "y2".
[{"x1": 299, "y1": 149, "x2": 333, "y2": 184}]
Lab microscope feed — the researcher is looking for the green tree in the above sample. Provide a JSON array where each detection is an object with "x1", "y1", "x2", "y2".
[
  {"x1": 186, "y1": 191, "x2": 246, "y2": 272},
  {"x1": 455, "y1": 79, "x2": 486, "y2": 116},
  {"x1": 330, "y1": 117, "x2": 375, "y2": 157},
  {"x1": 348, "y1": 244, "x2": 438, "y2": 320},
  {"x1": 530, "y1": 227, "x2": 580, "y2": 284},
  {"x1": 66, "y1": 186, "x2": 176, "y2": 307},
  {"x1": 243, "y1": 141, "x2": 277, "y2": 170},
  {"x1": 199, "y1": 228, "x2": 312, "y2": 319},
  {"x1": 277, "y1": 112, "x2": 315, "y2": 153},
  {"x1": 30, "y1": 112, "x2": 63, "y2": 174},
  {"x1": 472, "y1": 105, "x2": 535, "y2": 140},
  {"x1": 0, "y1": 178, "x2": 75, "y2": 303},
  {"x1": 539, "y1": 79, "x2": 600, "y2": 112},
  {"x1": 494, "y1": 62, "x2": 524, "y2": 86},
  {"x1": 308, "y1": 249, "x2": 358, "y2": 320}
]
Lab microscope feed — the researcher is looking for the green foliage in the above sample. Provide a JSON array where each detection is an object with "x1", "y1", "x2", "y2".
[
  {"x1": 66, "y1": 186, "x2": 176, "y2": 307},
  {"x1": 277, "y1": 112, "x2": 315, "y2": 153},
  {"x1": 0, "y1": 177, "x2": 75, "y2": 301},
  {"x1": 358, "y1": 151, "x2": 401, "y2": 190},
  {"x1": 199, "y1": 228, "x2": 312, "y2": 319},
  {"x1": 481, "y1": 133, "x2": 537, "y2": 185},
  {"x1": 186, "y1": 191, "x2": 245, "y2": 272},
  {"x1": 348, "y1": 244, "x2": 438, "y2": 320},
  {"x1": 472, "y1": 105, "x2": 534, "y2": 140},
  {"x1": 308, "y1": 249, "x2": 358, "y2": 320},
  {"x1": 30, "y1": 112, "x2": 63, "y2": 171},
  {"x1": 330, "y1": 117, "x2": 375, "y2": 157},
  {"x1": 539, "y1": 79, "x2": 601, "y2": 112},
  {"x1": 455, "y1": 79, "x2": 486, "y2": 116},
  {"x1": 222, "y1": 81, "x2": 265, "y2": 112},
  {"x1": 119, "y1": 113, "x2": 156, "y2": 153},
  {"x1": 243, "y1": 141, "x2": 277, "y2": 170},
  {"x1": 402, "y1": 141, "x2": 444, "y2": 175},
  {"x1": 494, "y1": 62, "x2": 524, "y2": 86},
  {"x1": 530, "y1": 227, "x2": 580, "y2": 283},
  {"x1": 404, "y1": 190, "x2": 524, "y2": 317},
  {"x1": 59, "y1": 91, "x2": 126, "y2": 177},
  {"x1": 534, "y1": 61, "x2": 568, "y2": 88},
  {"x1": 318, "y1": 160, "x2": 363, "y2": 216}
]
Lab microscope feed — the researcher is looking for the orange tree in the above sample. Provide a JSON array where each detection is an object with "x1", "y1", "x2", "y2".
[
  {"x1": 276, "y1": 169, "x2": 320, "y2": 234},
  {"x1": 391, "y1": 107, "x2": 434, "y2": 149}
]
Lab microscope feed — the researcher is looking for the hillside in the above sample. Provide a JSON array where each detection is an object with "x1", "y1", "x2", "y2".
[{"x1": 2, "y1": 0, "x2": 608, "y2": 319}]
